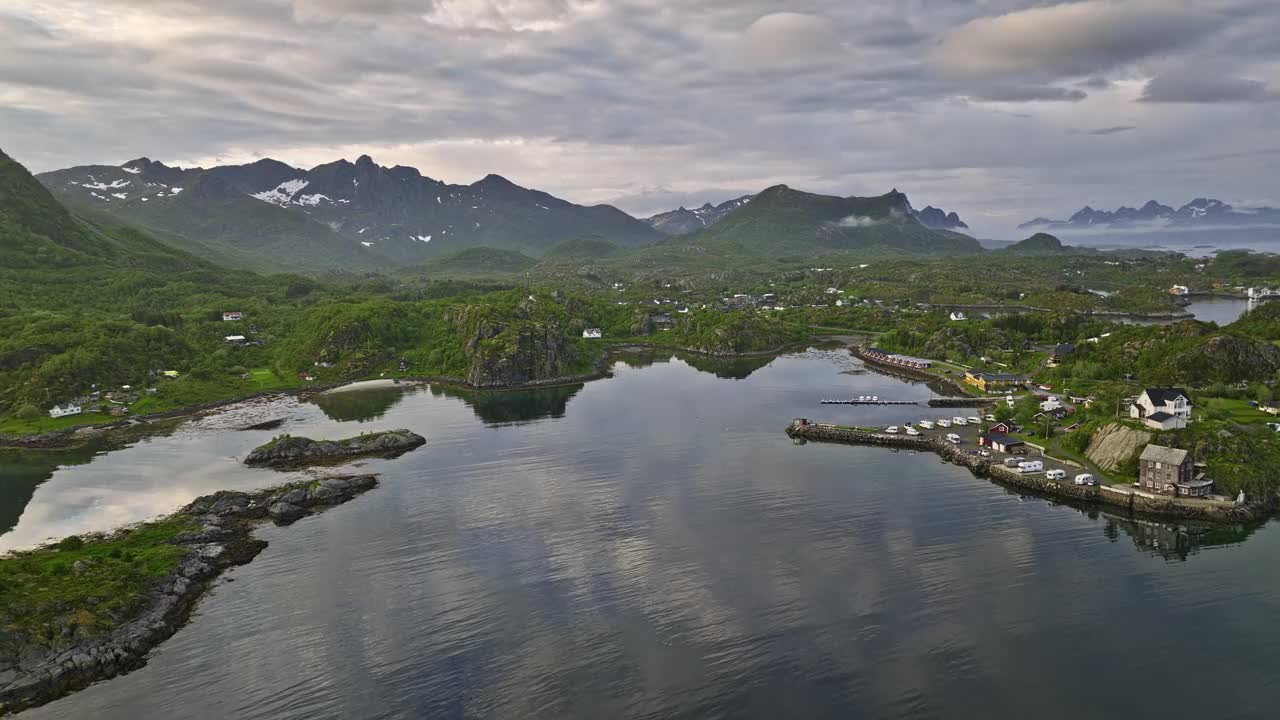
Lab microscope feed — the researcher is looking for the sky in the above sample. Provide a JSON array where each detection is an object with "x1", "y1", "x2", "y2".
[{"x1": 1, "y1": 0, "x2": 1278, "y2": 238}]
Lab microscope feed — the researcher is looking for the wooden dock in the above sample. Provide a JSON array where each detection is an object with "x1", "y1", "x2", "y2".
[{"x1": 820, "y1": 399, "x2": 918, "y2": 406}]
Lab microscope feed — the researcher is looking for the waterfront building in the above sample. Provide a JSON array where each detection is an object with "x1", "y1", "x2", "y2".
[{"x1": 1138, "y1": 444, "x2": 1213, "y2": 497}]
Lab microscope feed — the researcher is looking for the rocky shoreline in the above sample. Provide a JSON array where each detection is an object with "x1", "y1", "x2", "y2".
[
  {"x1": 0, "y1": 474, "x2": 380, "y2": 715},
  {"x1": 786, "y1": 421, "x2": 1272, "y2": 523},
  {"x1": 244, "y1": 429, "x2": 426, "y2": 468}
]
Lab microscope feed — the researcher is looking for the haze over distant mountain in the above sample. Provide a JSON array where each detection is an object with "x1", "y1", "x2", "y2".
[
  {"x1": 664, "y1": 185, "x2": 982, "y2": 258},
  {"x1": 37, "y1": 155, "x2": 662, "y2": 272},
  {"x1": 644, "y1": 196, "x2": 753, "y2": 236},
  {"x1": 1020, "y1": 198, "x2": 1280, "y2": 232},
  {"x1": 646, "y1": 194, "x2": 969, "y2": 236}
]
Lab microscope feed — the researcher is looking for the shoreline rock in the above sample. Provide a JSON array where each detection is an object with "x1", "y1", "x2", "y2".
[
  {"x1": 0, "y1": 474, "x2": 379, "y2": 715},
  {"x1": 243, "y1": 429, "x2": 426, "y2": 468}
]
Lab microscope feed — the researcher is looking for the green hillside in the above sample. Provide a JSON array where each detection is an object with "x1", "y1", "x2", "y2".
[
  {"x1": 672, "y1": 185, "x2": 983, "y2": 258},
  {"x1": 541, "y1": 236, "x2": 623, "y2": 262},
  {"x1": 1002, "y1": 232, "x2": 1068, "y2": 254}
]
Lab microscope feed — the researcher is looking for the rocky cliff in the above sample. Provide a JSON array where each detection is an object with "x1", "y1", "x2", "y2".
[{"x1": 1085, "y1": 423, "x2": 1151, "y2": 473}]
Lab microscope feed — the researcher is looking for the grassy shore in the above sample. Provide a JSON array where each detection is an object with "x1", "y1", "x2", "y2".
[{"x1": 0, "y1": 519, "x2": 198, "y2": 644}]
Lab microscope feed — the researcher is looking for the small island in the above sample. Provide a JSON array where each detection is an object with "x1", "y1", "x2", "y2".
[
  {"x1": 244, "y1": 429, "x2": 426, "y2": 468},
  {"x1": 0, "y1": 474, "x2": 380, "y2": 714}
]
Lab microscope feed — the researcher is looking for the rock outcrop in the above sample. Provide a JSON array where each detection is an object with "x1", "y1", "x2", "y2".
[
  {"x1": 1085, "y1": 423, "x2": 1151, "y2": 473},
  {"x1": 244, "y1": 429, "x2": 425, "y2": 468},
  {"x1": 0, "y1": 475, "x2": 378, "y2": 714}
]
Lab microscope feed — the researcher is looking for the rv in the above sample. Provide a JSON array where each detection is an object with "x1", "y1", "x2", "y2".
[
  {"x1": 952, "y1": 416, "x2": 967, "y2": 426},
  {"x1": 1074, "y1": 473, "x2": 1097, "y2": 486},
  {"x1": 937, "y1": 419, "x2": 951, "y2": 428},
  {"x1": 919, "y1": 420, "x2": 935, "y2": 430},
  {"x1": 905, "y1": 426, "x2": 920, "y2": 436},
  {"x1": 946, "y1": 433, "x2": 961, "y2": 444},
  {"x1": 1003, "y1": 457, "x2": 1022, "y2": 468},
  {"x1": 885, "y1": 426, "x2": 899, "y2": 434},
  {"x1": 1018, "y1": 460, "x2": 1044, "y2": 474},
  {"x1": 1045, "y1": 469, "x2": 1066, "y2": 480}
]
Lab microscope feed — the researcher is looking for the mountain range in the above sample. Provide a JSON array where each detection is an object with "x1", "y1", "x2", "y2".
[
  {"x1": 34, "y1": 152, "x2": 979, "y2": 273},
  {"x1": 37, "y1": 155, "x2": 662, "y2": 272},
  {"x1": 644, "y1": 195, "x2": 969, "y2": 235},
  {"x1": 1020, "y1": 198, "x2": 1280, "y2": 232}
]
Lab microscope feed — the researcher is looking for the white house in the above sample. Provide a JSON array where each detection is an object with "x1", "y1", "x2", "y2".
[
  {"x1": 49, "y1": 402, "x2": 82, "y2": 418},
  {"x1": 222, "y1": 311, "x2": 243, "y2": 321},
  {"x1": 949, "y1": 311, "x2": 967, "y2": 321},
  {"x1": 1130, "y1": 387, "x2": 1192, "y2": 430},
  {"x1": 583, "y1": 328, "x2": 603, "y2": 339},
  {"x1": 225, "y1": 335, "x2": 246, "y2": 343}
]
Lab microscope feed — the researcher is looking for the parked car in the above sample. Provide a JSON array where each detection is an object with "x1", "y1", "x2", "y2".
[
  {"x1": 1074, "y1": 473, "x2": 1097, "y2": 486},
  {"x1": 1045, "y1": 469, "x2": 1066, "y2": 480},
  {"x1": 885, "y1": 426, "x2": 899, "y2": 434},
  {"x1": 1018, "y1": 460, "x2": 1044, "y2": 474},
  {"x1": 977, "y1": 449, "x2": 992, "y2": 458}
]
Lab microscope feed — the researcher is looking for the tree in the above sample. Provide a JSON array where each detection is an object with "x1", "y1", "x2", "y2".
[{"x1": 15, "y1": 404, "x2": 39, "y2": 420}]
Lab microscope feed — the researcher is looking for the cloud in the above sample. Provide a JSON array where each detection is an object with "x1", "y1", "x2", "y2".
[
  {"x1": 835, "y1": 214, "x2": 883, "y2": 228},
  {"x1": 1140, "y1": 68, "x2": 1279, "y2": 103},
  {"x1": 966, "y1": 85, "x2": 1088, "y2": 103},
  {"x1": 733, "y1": 12, "x2": 844, "y2": 69},
  {"x1": 1087, "y1": 125, "x2": 1137, "y2": 135},
  {"x1": 932, "y1": 1, "x2": 1223, "y2": 79}
]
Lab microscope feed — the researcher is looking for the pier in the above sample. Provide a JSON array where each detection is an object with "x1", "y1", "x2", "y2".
[{"x1": 820, "y1": 398, "x2": 918, "y2": 406}]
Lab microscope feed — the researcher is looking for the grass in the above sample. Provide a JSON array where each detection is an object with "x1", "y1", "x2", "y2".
[
  {"x1": 0, "y1": 518, "x2": 198, "y2": 645},
  {"x1": 1200, "y1": 397, "x2": 1275, "y2": 425},
  {"x1": 0, "y1": 411, "x2": 117, "y2": 435}
]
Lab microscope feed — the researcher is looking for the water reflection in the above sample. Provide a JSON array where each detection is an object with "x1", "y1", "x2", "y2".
[
  {"x1": 428, "y1": 383, "x2": 584, "y2": 426},
  {"x1": 0, "y1": 444, "x2": 103, "y2": 536},
  {"x1": 309, "y1": 385, "x2": 410, "y2": 422},
  {"x1": 1106, "y1": 515, "x2": 1258, "y2": 561}
]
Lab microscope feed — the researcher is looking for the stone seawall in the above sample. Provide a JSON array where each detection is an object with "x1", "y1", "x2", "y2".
[
  {"x1": 849, "y1": 347, "x2": 977, "y2": 398},
  {"x1": 785, "y1": 421, "x2": 1269, "y2": 522}
]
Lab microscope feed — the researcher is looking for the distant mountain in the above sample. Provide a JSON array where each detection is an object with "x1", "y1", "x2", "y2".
[
  {"x1": 913, "y1": 205, "x2": 969, "y2": 231},
  {"x1": 541, "y1": 236, "x2": 623, "y2": 261},
  {"x1": 644, "y1": 196, "x2": 752, "y2": 235},
  {"x1": 37, "y1": 155, "x2": 663, "y2": 272},
  {"x1": 1020, "y1": 198, "x2": 1280, "y2": 231},
  {"x1": 1002, "y1": 232, "x2": 1068, "y2": 254},
  {"x1": 646, "y1": 194, "x2": 970, "y2": 236},
  {"x1": 671, "y1": 185, "x2": 982, "y2": 258}
]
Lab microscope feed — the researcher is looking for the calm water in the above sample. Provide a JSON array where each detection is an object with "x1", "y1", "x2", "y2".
[{"x1": 6, "y1": 349, "x2": 1280, "y2": 719}]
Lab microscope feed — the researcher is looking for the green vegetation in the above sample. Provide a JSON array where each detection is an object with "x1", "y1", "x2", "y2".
[{"x1": 0, "y1": 519, "x2": 196, "y2": 645}]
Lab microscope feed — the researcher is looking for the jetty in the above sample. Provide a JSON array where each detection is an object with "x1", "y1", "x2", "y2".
[{"x1": 820, "y1": 398, "x2": 918, "y2": 406}]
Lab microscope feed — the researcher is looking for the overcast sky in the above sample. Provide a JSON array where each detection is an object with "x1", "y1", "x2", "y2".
[{"x1": 2, "y1": 0, "x2": 1277, "y2": 237}]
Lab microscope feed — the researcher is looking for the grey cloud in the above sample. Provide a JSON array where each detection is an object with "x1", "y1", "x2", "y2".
[
  {"x1": 1087, "y1": 125, "x2": 1138, "y2": 136},
  {"x1": 1140, "y1": 69, "x2": 1278, "y2": 103},
  {"x1": 1, "y1": 0, "x2": 1278, "y2": 239},
  {"x1": 933, "y1": 1, "x2": 1224, "y2": 79}
]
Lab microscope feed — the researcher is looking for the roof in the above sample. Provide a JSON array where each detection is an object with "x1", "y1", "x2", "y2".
[
  {"x1": 1141, "y1": 388, "x2": 1190, "y2": 405},
  {"x1": 981, "y1": 433, "x2": 1024, "y2": 445},
  {"x1": 976, "y1": 372, "x2": 1025, "y2": 382},
  {"x1": 1146, "y1": 411, "x2": 1174, "y2": 422},
  {"x1": 1139, "y1": 444, "x2": 1189, "y2": 466},
  {"x1": 1178, "y1": 479, "x2": 1214, "y2": 489},
  {"x1": 1053, "y1": 343, "x2": 1075, "y2": 354}
]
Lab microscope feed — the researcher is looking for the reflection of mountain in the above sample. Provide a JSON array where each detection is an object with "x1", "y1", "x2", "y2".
[
  {"x1": 1104, "y1": 515, "x2": 1257, "y2": 562},
  {"x1": 430, "y1": 383, "x2": 583, "y2": 426},
  {"x1": 680, "y1": 354, "x2": 773, "y2": 380},
  {"x1": 309, "y1": 386, "x2": 409, "y2": 422},
  {"x1": 0, "y1": 443, "x2": 105, "y2": 537}
]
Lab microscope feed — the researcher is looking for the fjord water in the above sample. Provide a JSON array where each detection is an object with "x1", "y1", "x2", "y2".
[{"x1": 8, "y1": 349, "x2": 1280, "y2": 719}]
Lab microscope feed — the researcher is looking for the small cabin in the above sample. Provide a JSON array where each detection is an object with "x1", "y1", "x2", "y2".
[
  {"x1": 979, "y1": 433, "x2": 1025, "y2": 454},
  {"x1": 583, "y1": 328, "x2": 603, "y2": 339},
  {"x1": 222, "y1": 311, "x2": 243, "y2": 322}
]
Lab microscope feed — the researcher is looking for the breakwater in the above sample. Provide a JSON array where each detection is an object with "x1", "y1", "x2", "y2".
[
  {"x1": 849, "y1": 346, "x2": 977, "y2": 398},
  {"x1": 785, "y1": 420, "x2": 1270, "y2": 523}
]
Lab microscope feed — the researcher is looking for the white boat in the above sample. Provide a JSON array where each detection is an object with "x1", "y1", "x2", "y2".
[
  {"x1": 871, "y1": 396, "x2": 879, "y2": 402},
  {"x1": 885, "y1": 426, "x2": 899, "y2": 434},
  {"x1": 906, "y1": 426, "x2": 920, "y2": 436}
]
